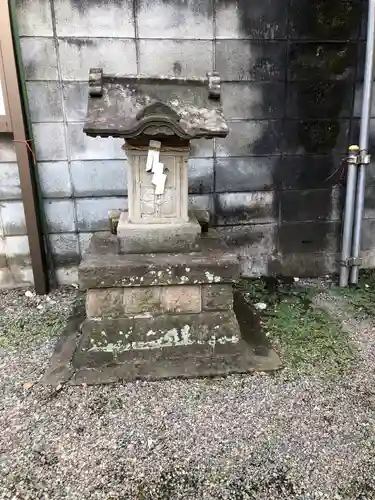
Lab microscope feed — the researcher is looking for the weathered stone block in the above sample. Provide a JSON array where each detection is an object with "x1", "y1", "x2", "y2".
[
  {"x1": 202, "y1": 284, "x2": 233, "y2": 311},
  {"x1": 87, "y1": 285, "x2": 202, "y2": 317},
  {"x1": 160, "y1": 286, "x2": 201, "y2": 314},
  {"x1": 75, "y1": 310, "x2": 243, "y2": 370},
  {"x1": 117, "y1": 212, "x2": 201, "y2": 254},
  {"x1": 79, "y1": 232, "x2": 240, "y2": 289},
  {"x1": 86, "y1": 289, "x2": 124, "y2": 318},
  {"x1": 123, "y1": 287, "x2": 160, "y2": 314}
]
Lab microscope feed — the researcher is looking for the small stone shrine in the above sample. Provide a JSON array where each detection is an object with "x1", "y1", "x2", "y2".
[{"x1": 74, "y1": 68, "x2": 256, "y2": 382}]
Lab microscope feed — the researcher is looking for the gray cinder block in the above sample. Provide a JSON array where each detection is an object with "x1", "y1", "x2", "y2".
[
  {"x1": 54, "y1": 0, "x2": 134, "y2": 37},
  {"x1": 70, "y1": 160, "x2": 127, "y2": 197},
  {"x1": 33, "y1": 123, "x2": 67, "y2": 161},
  {"x1": 137, "y1": 0, "x2": 213, "y2": 39},
  {"x1": 139, "y1": 40, "x2": 213, "y2": 78},
  {"x1": 0, "y1": 163, "x2": 22, "y2": 201},
  {"x1": 20, "y1": 38, "x2": 58, "y2": 80},
  {"x1": 26, "y1": 82, "x2": 63, "y2": 123},
  {"x1": 37, "y1": 162, "x2": 72, "y2": 198},
  {"x1": 75, "y1": 197, "x2": 128, "y2": 232},
  {"x1": 58, "y1": 38, "x2": 137, "y2": 81},
  {"x1": 44, "y1": 199, "x2": 76, "y2": 233}
]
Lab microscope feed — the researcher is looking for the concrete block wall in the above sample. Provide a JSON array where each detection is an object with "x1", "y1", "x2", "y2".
[
  {"x1": 0, "y1": 137, "x2": 33, "y2": 287},
  {"x1": 2, "y1": 0, "x2": 373, "y2": 286}
]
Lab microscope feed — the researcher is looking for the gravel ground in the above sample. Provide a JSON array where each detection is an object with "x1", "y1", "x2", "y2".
[{"x1": 0, "y1": 287, "x2": 375, "y2": 499}]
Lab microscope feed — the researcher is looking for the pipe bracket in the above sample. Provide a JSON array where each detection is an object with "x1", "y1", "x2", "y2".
[
  {"x1": 360, "y1": 152, "x2": 371, "y2": 165},
  {"x1": 339, "y1": 257, "x2": 362, "y2": 267}
]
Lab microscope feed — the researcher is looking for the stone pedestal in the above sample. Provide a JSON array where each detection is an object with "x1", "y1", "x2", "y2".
[
  {"x1": 75, "y1": 231, "x2": 256, "y2": 383},
  {"x1": 118, "y1": 211, "x2": 201, "y2": 254}
]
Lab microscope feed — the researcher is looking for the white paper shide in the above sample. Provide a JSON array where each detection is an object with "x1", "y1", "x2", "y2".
[{"x1": 146, "y1": 140, "x2": 167, "y2": 195}]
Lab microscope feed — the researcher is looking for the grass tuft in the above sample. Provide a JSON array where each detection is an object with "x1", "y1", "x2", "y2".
[{"x1": 237, "y1": 277, "x2": 356, "y2": 377}]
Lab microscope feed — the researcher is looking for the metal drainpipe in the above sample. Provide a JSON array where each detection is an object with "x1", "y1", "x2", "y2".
[
  {"x1": 339, "y1": 145, "x2": 359, "y2": 287},
  {"x1": 349, "y1": 0, "x2": 375, "y2": 284}
]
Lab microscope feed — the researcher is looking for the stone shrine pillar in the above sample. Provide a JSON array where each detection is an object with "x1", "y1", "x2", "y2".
[{"x1": 73, "y1": 69, "x2": 257, "y2": 383}]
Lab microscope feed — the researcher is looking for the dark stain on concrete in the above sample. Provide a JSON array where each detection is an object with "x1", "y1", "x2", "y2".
[
  {"x1": 68, "y1": 0, "x2": 125, "y2": 13},
  {"x1": 63, "y1": 38, "x2": 96, "y2": 48},
  {"x1": 216, "y1": 0, "x2": 288, "y2": 38},
  {"x1": 173, "y1": 61, "x2": 182, "y2": 76},
  {"x1": 137, "y1": 0, "x2": 213, "y2": 17}
]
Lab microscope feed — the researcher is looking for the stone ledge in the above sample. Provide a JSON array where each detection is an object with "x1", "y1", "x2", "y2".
[
  {"x1": 70, "y1": 342, "x2": 280, "y2": 385},
  {"x1": 118, "y1": 212, "x2": 201, "y2": 254},
  {"x1": 75, "y1": 310, "x2": 241, "y2": 369},
  {"x1": 79, "y1": 231, "x2": 240, "y2": 289},
  {"x1": 86, "y1": 285, "x2": 202, "y2": 317}
]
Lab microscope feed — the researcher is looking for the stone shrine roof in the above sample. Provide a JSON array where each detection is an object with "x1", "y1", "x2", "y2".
[{"x1": 83, "y1": 69, "x2": 228, "y2": 140}]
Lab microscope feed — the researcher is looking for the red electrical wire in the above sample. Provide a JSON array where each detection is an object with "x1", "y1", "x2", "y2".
[{"x1": 12, "y1": 139, "x2": 36, "y2": 166}]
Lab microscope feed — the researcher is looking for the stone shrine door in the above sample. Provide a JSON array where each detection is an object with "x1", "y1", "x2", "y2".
[{"x1": 125, "y1": 144, "x2": 190, "y2": 225}]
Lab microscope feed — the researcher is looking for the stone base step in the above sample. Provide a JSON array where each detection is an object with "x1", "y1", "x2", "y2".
[
  {"x1": 70, "y1": 343, "x2": 278, "y2": 385},
  {"x1": 70, "y1": 310, "x2": 279, "y2": 383}
]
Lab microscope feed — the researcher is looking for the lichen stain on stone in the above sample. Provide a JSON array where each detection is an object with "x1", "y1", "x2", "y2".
[
  {"x1": 87, "y1": 323, "x2": 239, "y2": 353},
  {"x1": 204, "y1": 271, "x2": 221, "y2": 283}
]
